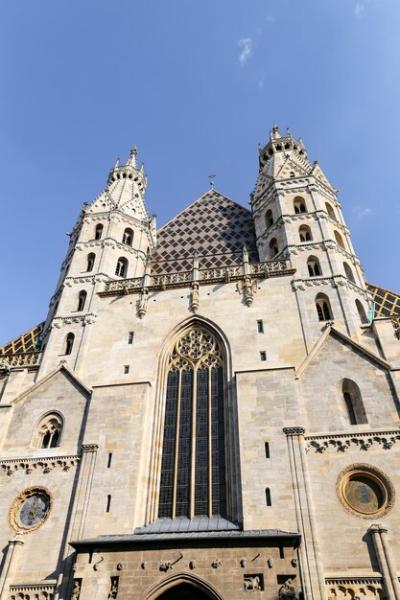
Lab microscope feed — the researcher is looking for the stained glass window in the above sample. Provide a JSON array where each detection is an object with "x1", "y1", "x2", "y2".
[{"x1": 158, "y1": 327, "x2": 226, "y2": 519}]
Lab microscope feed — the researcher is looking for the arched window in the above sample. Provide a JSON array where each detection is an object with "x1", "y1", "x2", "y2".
[
  {"x1": 315, "y1": 293, "x2": 333, "y2": 321},
  {"x1": 77, "y1": 290, "x2": 87, "y2": 312},
  {"x1": 65, "y1": 333, "x2": 75, "y2": 355},
  {"x1": 307, "y1": 256, "x2": 322, "y2": 277},
  {"x1": 265, "y1": 210, "x2": 274, "y2": 228},
  {"x1": 342, "y1": 379, "x2": 368, "y2": 425},
  {"x1": 343, "y1": 262, "x2": 355, "y2": 283},
  {"x1": 95, "y1": 224, "x2": 104, "y2": 240},
  {"x1": 299, "y1": 225, "x2": 312, "y2": 242},
  {"x1": 86, "y1": 253, "x2": 95, "y2": 272},
  {"x1": 158, "y1": 326, "x2": 226, "y2": 519},
  {"x1": 269, "y1": 238, "x2": 279, "y2": 258},
  {"x1": 325, "y1": 203, "x2": 336, "y2": 221},
  {"x1": 35, "y1": 413, "x2": 63, "y2": 449},
  {"x1": 294, "y1": 197, "x2": 307, "y2": 214},
  {"x1": 115, "y1": 257, "x2": 128, "y2": 277},
  {"x1": 356, "y1": 299, "x2": 368, "y2": 324},
  {"x1": 334, "y1": 230, "x2": 345, "y2": 249},
  {"x1": 122, "y1": 227, "x2": 134, "y2": 246}
]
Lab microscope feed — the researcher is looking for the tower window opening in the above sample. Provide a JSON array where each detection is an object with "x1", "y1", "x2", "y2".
[
  {"x1": 115, "y1": 257, "x2": 128, "y2": 277},
  {"x1": 356, "y1": 299, "x2": 369, "y2": 324},
  {"x1": 325, "y1": 203, "x2": 337, "y2": 221},
  {"x1": 128, "y1": 331, "x2": 134, "y2": 344},
  {"x1": 342, "y1": 379, "x2": 368, "y2": 425},
  {"x1": 265, "y1": 442, "x2": 270, "y2": 459},
  {"x1": 64, "y1": 333, "x2": 75, "y2": 355},
  {"x1": 124, "y1": 365, "x2": 130, "y2": 374},
  {"x1": 77, "y1": 290, "x2": 87, "y2": 312},
  {"x1": 294, "y1": 197, "x2": 307, "y2": 214},
  {"x1": 265, "y1": 487, "x2": 272, "y2": 506},
  {"x1": 122, "y1": 227, "x2": 134, "y2": 246},
  {"x1": 307, "y1": 256, "x2": 322, "y2": 277},
  {"x1": 343, "y1": 262, "x2": 356, "y2": 283},
  {"x1": 299, "y1": 225, "x2": 312, "y2": 242},
  {"x1": 265, "y1": 209, "x2": 274, "y2": 229},
  {"x1": 86, "y1": 253, "x2": 95, "y2": 272},
  {"x1": 95, "y1": 224, "x2": 104, "y2": 240},
  {"x1": 158, "y1": 326, "x2": 227, "y2": 519},
  {"x1": 106, "y1": 494, "x2": 111, "y2": 513},
  {"x1": 107, "y1": 453, "x2": 112, "y2": 468},
  {"x1": 257, "y1": 320, "x2": 264, "y2": 333},
  {"x1": 334, "y1": 230, "x2": 345, "y2": 249},
  {"x1": 35, "y1": 412, "x2": 63, "y2": 449},
  {"x1": 269, "y1": 238, "x2": 279, "y2": 258},
  {"x1": 260, "y1": 351, "x2": 267, "y2": 361},
  {"x1": 315, "y1": 293, "x2": 333, "y2": 322}
]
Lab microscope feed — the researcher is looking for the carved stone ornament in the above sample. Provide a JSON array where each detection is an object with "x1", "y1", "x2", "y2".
[
  {"x1": 137, "y1": 290, "x2": 148, "y2": 318},
  {"x1": 279, "y1": 578, "x2": 297, "y2": 600},
  {"x1": 283, "y1": 427, "x2": 306, "y2": 436},
  {"x1": 392, "y1": 317, "x2": 400, "y2": 340},
  {"x1": 326, "y1": 577, "x2": 384, "y2": 600},
  {"x1": 8, "y1": 582, "x2": 56, "y2": 600},
  {"x1": 108, "y1": 576, "x2": 119, "y2": 599},
  {"x1": 190, "y1": 284, "x2": 200, "y2": 313},
  {"x1": 71, "y1": 578, "x2": 82, "y2": 600},
  {"x1": 0, "y1": 455, "x2": 79, "y2": 477},
  {"x1": 305, "y1": 430, "x2": 400, "y2": 454},
  {"x1": 244, "y1": 574, "x2": 264, "y2": 591},
  {"x1": 211, "y1": 559, "x2": 222, "y2": 569},
  {"x1": 236, "y1": 276, "x2": 258, "y2": 307}
]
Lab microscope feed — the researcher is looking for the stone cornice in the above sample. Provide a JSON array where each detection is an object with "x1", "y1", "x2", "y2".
[
  {"x1": 0, "y1": 453, "x2": 80, "y2": 476},
  {"x1": 305, "y1": 429, "x2": 400, "y2": 454},
  {"x1": 83, "y1": 208, "x2": 152, "y2": 230},
  {"x1": 291, "y1": 274, "x2": 370, "y2": 299},
  {"x1": 76, "y1": 238, "x2": 147, "y2": 259},
  {"x1": 51, "y1": 313, "x2": 97, "y2": 328},
  {"x1": 99, "y1": 260, "x2": 296, "y2": 297},
  {"x1": 325, "y1": 577, "x2": 383, "y2": 585}
]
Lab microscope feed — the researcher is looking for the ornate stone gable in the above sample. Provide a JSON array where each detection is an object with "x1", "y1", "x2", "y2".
[{"x1": 151, "y1": 190, "x2": 259, "y2": 274}]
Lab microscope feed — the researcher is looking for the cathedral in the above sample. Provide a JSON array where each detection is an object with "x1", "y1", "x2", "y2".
[{"x1": 1, "y1": 126, "x2": 400, "y2": 600}]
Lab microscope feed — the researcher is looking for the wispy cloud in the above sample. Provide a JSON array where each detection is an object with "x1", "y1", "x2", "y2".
[
  {"x1": 352, "y1": 205, "x2": 374, "y2": 219},
  {"x1": 354, "y1": 0, "x2": 379, "y2": 19},
  {"x1": 238, "y1": 38, "x2": 253, "y2": 67},
  {"x1": 354, "y1": 1, "x2": 365, "y2": 18}
]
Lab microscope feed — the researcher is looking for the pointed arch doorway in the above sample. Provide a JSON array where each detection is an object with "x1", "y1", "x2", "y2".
[{"x1": 156, "y1": 583, "x2": 217, "y2": 599}]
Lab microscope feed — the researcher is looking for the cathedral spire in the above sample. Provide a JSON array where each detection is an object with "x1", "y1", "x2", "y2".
[{"x1": 88, "y1": 146, "x2": 150, "y2": 221}]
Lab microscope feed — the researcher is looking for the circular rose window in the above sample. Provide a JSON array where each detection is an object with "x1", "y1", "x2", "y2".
[
  {"x1": 10, "y1": 488, "x2": 51, "y2": 532},
  {"x1": 338, "y1": 464, "x2": 394, "y2": 518}
]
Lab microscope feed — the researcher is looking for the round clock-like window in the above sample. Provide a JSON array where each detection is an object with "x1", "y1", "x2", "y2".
[
  {"x1": 344, "y1": 475, "x2": 384, "y2": 514},
  {"x1": 338, "y1": 464, "x2": 394, "y2": 518},
  {"x1": 10, "y1": 488, "x2": 51, "y2": 532}
]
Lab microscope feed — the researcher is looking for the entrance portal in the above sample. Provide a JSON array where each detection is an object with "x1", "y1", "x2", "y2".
[{"x1": 156, "y1": 583, "x2": 216, "y2": 600}]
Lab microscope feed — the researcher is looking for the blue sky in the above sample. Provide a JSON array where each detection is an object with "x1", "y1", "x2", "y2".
[{"x1": 1, "y1": 0, "x2": 399, "y2": 345}]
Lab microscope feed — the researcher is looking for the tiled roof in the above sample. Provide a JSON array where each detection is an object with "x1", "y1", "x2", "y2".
[
  {"x1": 0, "y1": 322, "x2": 44, "y2": 356},
  {"x1": 151, "y1": 190, "x2": 259, "y2": 275},
  {"x1": 367, "y1": 284, "x2": 400, "y2": 318}
]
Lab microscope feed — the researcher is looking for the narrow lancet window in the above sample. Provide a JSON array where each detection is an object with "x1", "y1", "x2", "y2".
[{"x1": 158, "y1": 326, "x2": 226, "y2": 519}]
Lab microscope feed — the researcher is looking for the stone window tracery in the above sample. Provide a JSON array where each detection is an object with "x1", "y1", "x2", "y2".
[
  {"x1": 158, "y1": 326, "x2": 226, "y2": 519},
  {"x1": 35, "y1": 413, "x2": 63, "y2": 449}
]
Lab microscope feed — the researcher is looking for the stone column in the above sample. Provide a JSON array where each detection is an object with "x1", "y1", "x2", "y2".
[
  {"x1": 370, "y1": 525, "x2": 400, "y2": 600},
  {"x1": 0, "y1": 534, "x2": 24, "y2": 600},
  {"x1": 56, "y1": 443, "x2": 98, "y2": 600},
  {"x1": 283, "y1": 427, "x2": 326, "y2": 600}
]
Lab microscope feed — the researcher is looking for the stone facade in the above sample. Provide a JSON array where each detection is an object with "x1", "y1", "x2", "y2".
[{"x1": 0, "y1": 127, "x2": 399, "y2": 600}]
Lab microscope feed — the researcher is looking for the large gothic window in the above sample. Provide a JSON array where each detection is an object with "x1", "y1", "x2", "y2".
[{"x1": 158, "y1": 327, "x2": 226, "y2": 519}]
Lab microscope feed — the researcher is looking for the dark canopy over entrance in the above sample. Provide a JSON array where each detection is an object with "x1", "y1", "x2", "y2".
[{"x1": 156, "y1": 583, "x2": 216, "y2": 600}]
